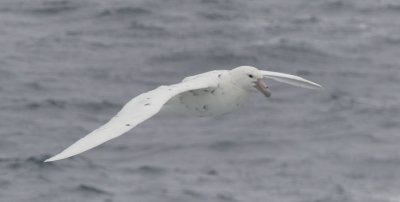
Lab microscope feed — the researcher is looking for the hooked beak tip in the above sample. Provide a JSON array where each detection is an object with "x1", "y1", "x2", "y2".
[{"x1": 254, "y1": 79, "x2": 271, "y2": 98}]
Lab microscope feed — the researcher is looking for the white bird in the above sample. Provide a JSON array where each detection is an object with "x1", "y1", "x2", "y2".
[{"x1": 44, "y1": 66, "x2": 322, "y2": 162}]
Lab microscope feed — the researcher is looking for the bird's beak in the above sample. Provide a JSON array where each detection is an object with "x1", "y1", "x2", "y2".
[{"x1": 254, "y1": 79, "x2": 271, "y2": 97}]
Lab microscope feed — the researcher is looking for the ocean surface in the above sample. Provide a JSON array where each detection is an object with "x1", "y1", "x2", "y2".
[{"x1": 1, "y1": 0, "x2": 399, "y2": 201}]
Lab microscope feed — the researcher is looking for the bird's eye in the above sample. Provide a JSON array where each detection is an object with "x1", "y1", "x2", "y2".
[{"x1": 248, "y1": 74, "x2": 254, "y2": 78}]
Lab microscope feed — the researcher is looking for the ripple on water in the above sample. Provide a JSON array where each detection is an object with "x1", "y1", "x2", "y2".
[
  {"x1": 182, "y1": 189, "x2": 206, "y2": 199},
  {"x1": 24, "y1": 99, "x2": 67, "y2": 110},
  {"x1": 128, "y1": 20, "x2": 170, "y2": 37},
  {"x1": 76, "y1": 184, "x2": 113, "y2": 196},
  {"x1": 19, "y1": 99, "x2": 120, "y2": 112},
  {"x1": 126, "y1": 165, "x2": 167, "y2": 176},
  {"x1": 150, "y1": 48, "x2": 257, "y2": 65},
  {"x1": 207, "y1": 140, "x2": 239, "y2": 151},
  {"x1": 0, "y1": 154, "x2": 56, "y2": 170},
  {"x1": 3, "y1": 0, "x2": 86, "y2": 16},
  {"x1": 29, "y1": 1, "x2": 80, "y2": 15},
  {"x1": 96, "y1": 6, "x2": 152, "y2": 18}
]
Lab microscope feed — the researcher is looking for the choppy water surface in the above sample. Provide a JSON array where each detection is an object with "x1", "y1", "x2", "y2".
[{"x1": 1, "y1": 0, "x2": 400, "y2": 201}]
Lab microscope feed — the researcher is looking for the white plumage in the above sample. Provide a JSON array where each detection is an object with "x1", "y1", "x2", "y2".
[{"x1": 45, "y1": 66, "x2": 322, "y2": 162}]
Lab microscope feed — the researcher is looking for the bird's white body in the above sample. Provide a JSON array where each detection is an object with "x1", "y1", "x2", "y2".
[
  {"x1": 45, "y1": 66, "x2": 322, "y2": 162},
  {"x1": 163, "y1": 70, "x2": 249, "y2": 116}
]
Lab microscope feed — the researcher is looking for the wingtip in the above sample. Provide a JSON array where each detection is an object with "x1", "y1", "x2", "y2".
[
  {"x1": 44, "y1": 154, "x2": 63, "y2": 163},
  {"x1": 310, "y1": 83, "x2": 324, "y2": 90},
  {"x1": 297, "y1": 77, "x2": 323, "y2": 90},
  {"x1": 44, "y1": 157, "x2": 56, "y2": 163},
  {"x1": 295, "y1": 81, "x2": 323, "y2": 90},
  {"x1": 312, "y1": 82, "x2": 324, "y2": 90}
]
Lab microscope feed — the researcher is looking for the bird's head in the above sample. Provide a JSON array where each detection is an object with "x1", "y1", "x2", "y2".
[{"x1": 229, "y1": 66, "x2": 271, "y2": 97}]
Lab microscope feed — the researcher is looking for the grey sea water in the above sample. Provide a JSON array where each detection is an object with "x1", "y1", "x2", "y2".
[{"x1": 1, "y1": 0, "x2": 399, "y2": 201}]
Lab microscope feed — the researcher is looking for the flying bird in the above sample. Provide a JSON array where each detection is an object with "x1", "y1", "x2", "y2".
[{"x1": 45, "y1": 66, "x2": 322, "y2": 162}]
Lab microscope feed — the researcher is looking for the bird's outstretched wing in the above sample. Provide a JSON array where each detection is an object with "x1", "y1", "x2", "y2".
[
  {"x1": 261, "y1": 70, "x2": 322, "y2": 89},
  {"x1": 45, "y1": 76, "x2": 219, "y2": 162}
]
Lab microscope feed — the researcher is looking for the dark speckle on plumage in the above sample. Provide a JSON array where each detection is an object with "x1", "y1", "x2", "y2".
[{"x1": 189, "y1": 90, "x2": 197, "y2": 96}]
